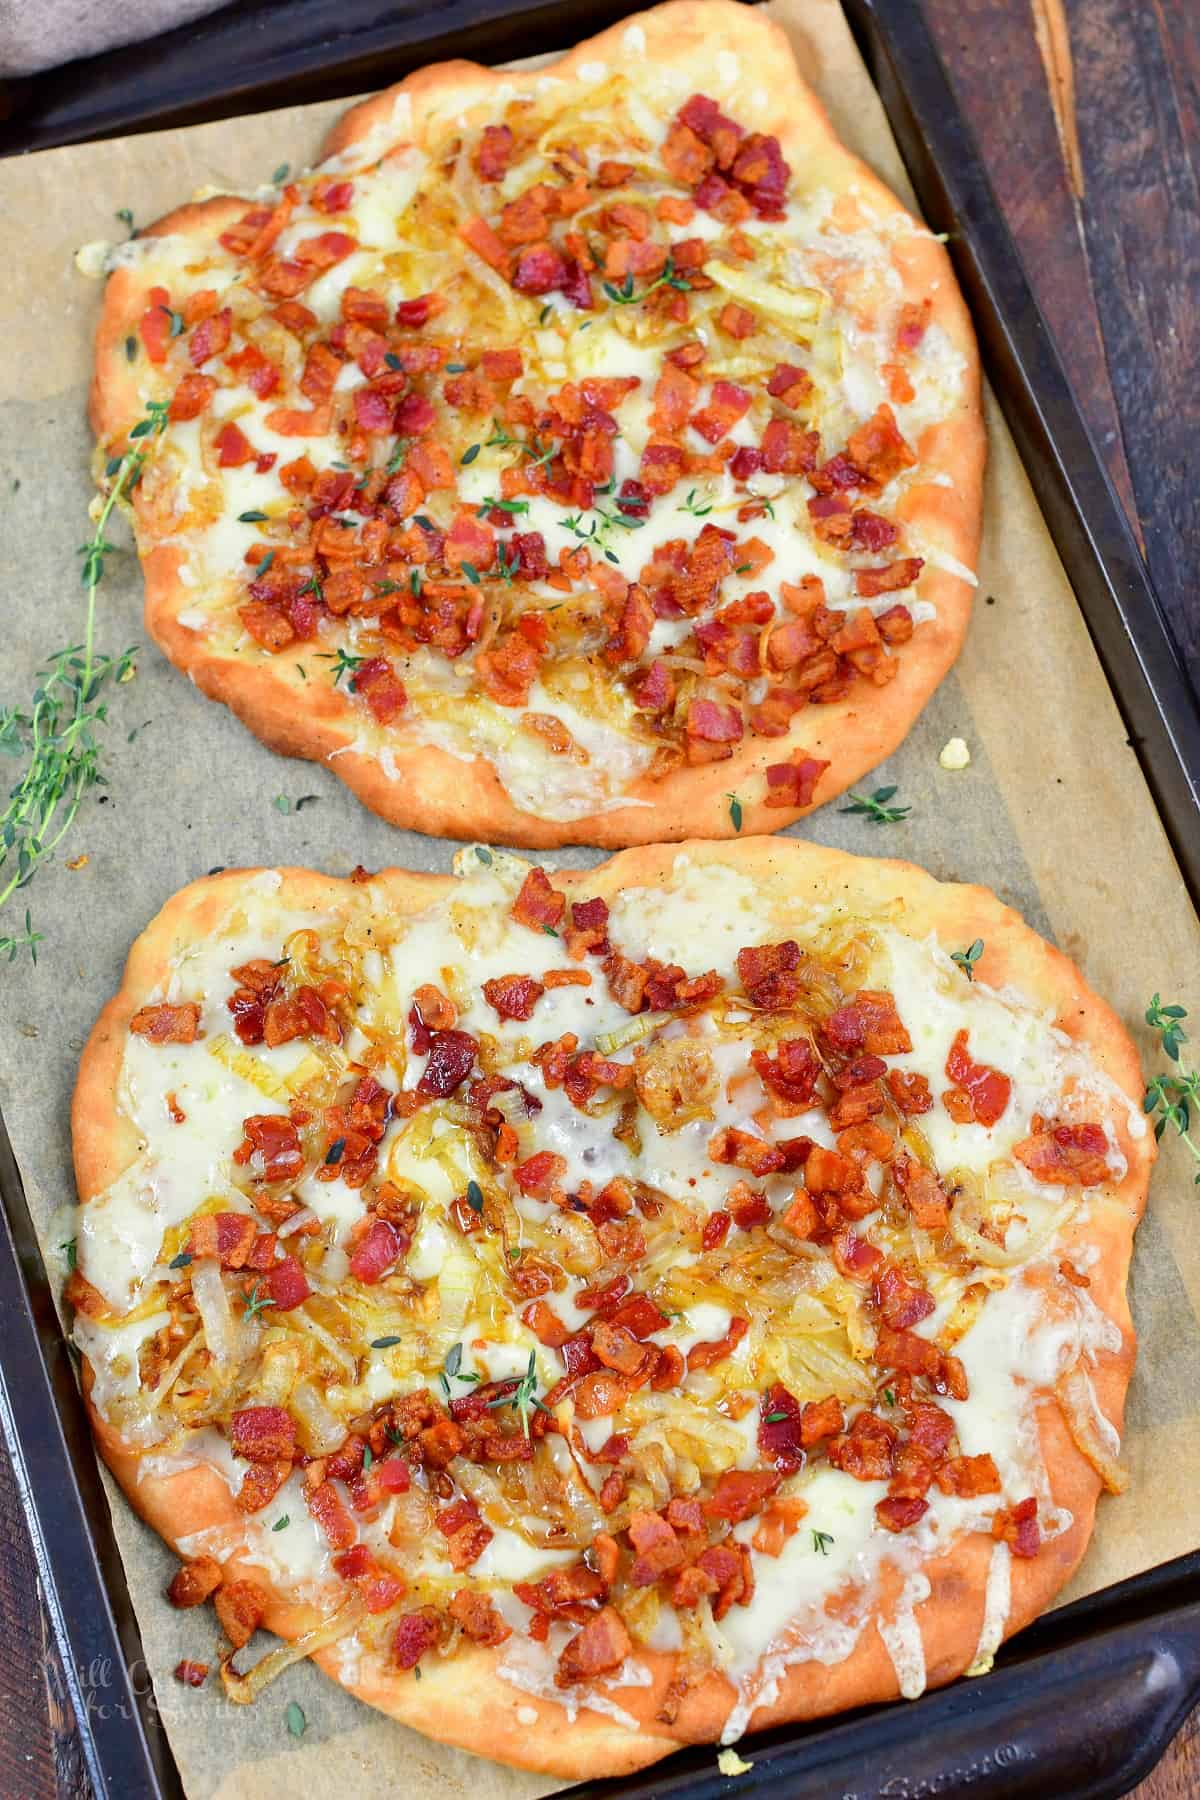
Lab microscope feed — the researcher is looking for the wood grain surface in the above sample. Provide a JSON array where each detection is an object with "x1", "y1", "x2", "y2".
[{"x1": 0, "y1": 0, "x2": 1196, "y2": 1794}]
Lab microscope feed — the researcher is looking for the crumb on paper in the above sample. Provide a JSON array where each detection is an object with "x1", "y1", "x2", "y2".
[
  {"x1": 939, "y1": 736, "x2": 971, "y2": 771},
  {"x1": 66, "y1": 854, "x2": 89, "y2": 871},
  {"x1": 718, "y1": 1748, "x2": 753, "y2": 1777},
  {"x1": 73, "y1": 240, "x2": 112, "y2": 278}
]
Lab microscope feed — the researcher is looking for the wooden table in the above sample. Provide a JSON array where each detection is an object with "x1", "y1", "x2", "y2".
[{"x1": 1, "y1": 1, "x2": 1197, "y2": 1794}]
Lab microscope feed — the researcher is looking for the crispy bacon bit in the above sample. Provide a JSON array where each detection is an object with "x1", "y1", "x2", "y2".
[
  {"x1": 943, "y1": 1030, "x2": 1011, "y2": 1127},
  {"x1": 167, "y1": 1555, "x2": 222, "y2": 1608},
  {"x1": 233, "y1": 1113, "x2": 303, "y2": 1183},
  {"x1": 512, "y1": 867, "x2": 566, "y2": 933},
  {"x1": 352, "y1": 655, "x2": 408, "y2": 723},
  {"x1": 874, "y1": 1262, "x2": 935, "y2": 1330},
  {"x1": 687, "y1": 1315, "x2": 748, "y2": 1373},
  {"x1": 475, "y1": 123, "x2": 514, "y2": 181},
  {"x1": 752, "y1": 1037, "x2": 820, "y2": 1112},
  {"x1": 236, "y1": 1458, "x2": 291, "y2": 1514},
  {"x1": 1014, "y1": 1122, "x2": 1110, "y2": 1186},
  {"x1": 764, "y1": 753, "x2": 830, "y2": 810},
  {"x1": 449, "y1": 1588, "x2": 511, "y2": 1645},
  {"x1": 349, "y1": 1217, "x2": 405, "y2": 1284},
  {"x1": 824, "y1": 990, "x2": 912, "y2": 1057},
  {"x1": 993, "y1": 1496, "x2": 1041, "y2": 1557},
  {"x1": 169, "y1": 373, "x2": 217, "y2": 421},
  {"x1": 892, "y1": 1154, "x2": 950, "y2": 1229},
  {"x1": 703, "y1": 1467, "x2": 781, "y2": 1524},
  {"x1": 189, "y1": 307, "x2": 232, "y2": 366},
  {"x1": 556, "y1": 1606, "x2": 632, "y2": 1687},
  {"x1": 265, "y1": 1254, "x2": 310, "y2": 1311},
  {"x1": 189, "y1": 1212, "x2": 256, "y2": 1269},
  {"x1": 214, "y1": 1579, "x2": 268, "y2": 1650},
  {"x1": 130, "y1": 1002, "x2": 200, "y2": 1045},
  {"x1": 936, "y1": 1453, "x2": 1002, "y2": 1497},
  {"x1": 887, "y1": 1070, "x2": 933, "y2": 1116},
  {"x1": 846, "y1": 404, "x2": 917, "y2": 487},
  {"x1": 828, "y1": 1410, "x2": 898, "y2": 1481},
  {"x1": 513, "y1": 1151, "x2": 567, "y2": 1198},
  {"x1": 628, "y1": 1509, "x2": 686, "y2": 1585},
  {"x1": 875, "y1": 1494, "x2": 928, "y2": 1532},
  {"x1": 416, "y1": 1029, "x2": 478, "y2": 1097},
  {"x1": 758, "y1": 1383, "x2": 805, "y2": 1472},
  {"x1": 393, "y1": 1609, "x2": 442, "y2": 1668},
  {"x1": 483, "y1": 973, "x2": 545, "y2": 1021},
  {"x1": 736, "y1": 939, "x2": 801, "y2": 1008},
  {"x1": 174, "y1": 1660, "x2": 209, "y2": 1687}
]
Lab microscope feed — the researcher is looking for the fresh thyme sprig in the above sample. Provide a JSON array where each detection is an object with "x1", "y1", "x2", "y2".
[
  {"x1": 951, "y1": 939, "x2": 984, "y2": 981},
  {"x1": 602, "y1": 254, "x2": 692, "y2": 307},
  {"x1": 1144, "y1": 995, "x2": 1200, "y2": 1182},
  {"x1": 487, "y1": 1349, "x2": 550, "y2": 1439},
  {"x1": 319, "y1": 648, "x2": 366, "y2": 689},
  {"x1": 0, "y1": 402, "x2": 167, "y2": 962},
  {"x1": 839, "y1": 785, "x2": 911, "y2": 826}
]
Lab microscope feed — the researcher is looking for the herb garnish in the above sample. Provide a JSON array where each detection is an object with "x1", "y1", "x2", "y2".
[
  {"x1": 602, "y1": 254, "x2": 692, "y2": 307},
  {"x1": 272, "y1": 163, "x2": 291, "y2": 186},
  {"x1": 371, "y1": 1335, "x2": 403, "y2": 1349},
  {"x1": 169, "y1": 1250, "x2": 193, "y2": 1270},
  {"x1": 811, "y1": 1529, "x2": 834, "y2": 1555},
  {"x1": 487, "y1": 1349, "x2": 549, "y2": 1438},
  {"x1": 466, "y1": 1179, "x2": 485, "y2": 1213},
  {"x1": 325, "y1": 1136, "x2": 346, "y2": 1165},
  {"x1": 285, "y1": 1700, "x2": 306, "y2": 1739},
  {"x1": 475, "y1": 846, "x2": 493, "y2": 865},
  {"x1": 0, "y1": 402, "x2": 166, "y2": 961},
  {"x1": 272, "y1": 1515, "x2": 290, "y2": 1532},
  {"x1": 439, "y1": 1341, "x2": 482, "y2": 1402},
  {"x1": 681, "y1": 488, "x2": 713, "y2": 518},
  {"x1": 1144, "y1": 995, "x2": 1200, "y2": 1181},
  {"x1": 484, "y1": 421, "x2": 555, "y2": 470},
  {"x1": 243, "y1": 1283, "x2": 277, "y2": 1323},
  {"x1": 320, "y1": 648, "x2": 366, "y2": 689},
  {"x1": 60, "y1": 1238, "x2": 77, "y2": 1271},
  {"x1": 840, "y1": 784, "x2": 911, "y2": 826},
  {"x1": 763, "y1": 1411, "x2": 787, "y2": 1424},
  {"x1": 950, "y1": 939, "x2": 984, "y2": 981},
  {"x1": 726, "y1": 793, "x2": 743, "y2": 832}
]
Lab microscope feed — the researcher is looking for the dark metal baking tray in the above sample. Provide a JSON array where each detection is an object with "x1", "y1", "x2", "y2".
[{"x1": 1, "y1": 3, "x2": 1198, "y2": 1796}]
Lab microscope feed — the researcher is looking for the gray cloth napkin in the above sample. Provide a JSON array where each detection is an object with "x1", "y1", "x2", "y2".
[{"x1": 1, "y1": 0, "x2": 231, "y2": 77}]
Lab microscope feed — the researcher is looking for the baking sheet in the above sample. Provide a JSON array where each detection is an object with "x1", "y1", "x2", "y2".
[{"x1": 1, "y1": 0, "x2": 1198, "y2": 1792}]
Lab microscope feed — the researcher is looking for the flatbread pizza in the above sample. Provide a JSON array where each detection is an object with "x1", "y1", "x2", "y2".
[
  {"x1": 68, "y1": 837, "x2": 1149, "y2": 1774},
  {"x1": 88, "y1": 0, "x2": 983, "y2": 846}
]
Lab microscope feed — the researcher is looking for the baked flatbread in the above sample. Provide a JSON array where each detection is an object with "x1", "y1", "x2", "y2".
[
  {"x1": 69, "y1": 837, "x2": 1149, "y2": 1775},
  {"x1": 89, "y1": 0, "x2": 983, "y2": 846}
]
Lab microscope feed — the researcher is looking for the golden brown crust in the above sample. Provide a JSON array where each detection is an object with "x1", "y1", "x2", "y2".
[
  {"x1": 72, "y1": 838, "x2": 1149, "y2": 1776},
  {"x1": 88, "y1": 0, "x2": 984, "y2": 848}
]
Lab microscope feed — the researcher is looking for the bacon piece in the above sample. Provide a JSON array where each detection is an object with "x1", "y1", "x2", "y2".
[
  {"x1": 758, "y1": 1382, "x2": 805, "y2": 1473},
  {"x1": 627, "y1": 1509, "x2": 685, "y2": 1584},
  {"x1": 687, "y1": 1315, "x2": 748, "y2": 1372},
  {"x1": 448, "y1": 1588, "x2": 511, "y2": 1646},
  {"x1": 856, "y1": 557, "x2": 924, "y2": 599},
  {"x1": 992, "y1": 1496, "x2": 1041, "y2": 1558},
  {"x1": 572, "y1": 1371, "x2": 633, "y2": 1419},
  {"x1": 188, "y1": 1211, "x2": 254, "y2": 1269},
  {"x1": 351, "y1": 656, "x2": 407, "y2": 724},
  {"x1": 236, "y1": 1458, "x2": 291, "y2": 1514},
  {"x1": 214, "y1": 1579, "x2": 268, "y2": 1649},
  {"x1": 639, "y1": 441, "x2": 687, "y2": 494},
  {"x1": 130, "y1": 1001, "x2": 200, "y2": 1045},
  {"x1": 1014, "y1": 1122, "x2": 1110, "y2": 1186},
  {"x1": 512, "y1": 867, "x2": 565, "y2": 932},
  {"x1": 168, "y1": 373, "x2": 216, "y2": 421},
  {"x1": 691, "y1": 378, "x2": 751, "y2": 444},
  {"x1": 703, "y1": 1467, "x2": 781, "y2": 1523},
  {"x1": 887, "y1": 1070, "x2": 933, "y2": 1116},
  {"x1": 167, "y1": 1555, "x2": 221, "y2": 1608},
  {"x1": 266, "y1": 1253, "x2": 310, "y2": 1310},
  {"x1": 824, "y1": 990, "x2": 912, "y2": 1057},
  {"x1": 751, "y1": 1037, "x2": 820, "y2": 1111},
  {"x1": 804, "y1": 1144, "x2": 861, "y2": 1196},
  {"x1": 685, "y1": 699, "x2": 742, "y2": 757},
  {"x1": 827, "y1": 1410, "x2": 898, "y2": 1481},
  {"x1": 761, "y1": 418, "x2": 819, "y2": 474},
  {"x1": 846, "y1": 404, "x2": 916, "y2": 486},
  {"x1": 873, "y1": 1325, "x2": 941, "y2": 1381},
  {"x1": 936, "y1": 1453, "x2": 1002, "y2": 1497},
  {"x1": 216, "y1": 421, "x2": 256, "y2": 467},
  {"x1": 875, "y1": 1494, "x2": 928, "y2": 1532},
  {"x1": 943, "y1": 1029, "x2": 1011, "y2": 1127},
  {"x1": 513, "y1": 1151, "x2": 567, "y2": 1198},
  {"x1": 417, "y1": 1029, "x2": 478, "y2": 1097},
  {"x1": 764, "y1": 753, "x2": 830, "y2": 810},
  {"x1": 708, "y1": 1127, "x2": 783, "y2": 1177},
  {"x1": 874, "y1": 1262, "x2": 935, "y2": 1330},
  {"x1": 307, "y1": 1477, "x2": 356, "y2": 1551},
  {"x1": 174, "y1": 1660, "x2": 209, "y2": 1687},
  {"x1": 393, "y1": 1609, "x2": 442, "y2": 1668},
  {"x1": 349, "y1": 1217, "x2": 405, "y2": 1284},
  {"x1": 891, "y1": 1154, "x2": 950, "y2": 1229},
  {"x1": 482, "y1": 973, "x2": 545, "y2": 1021},
  {"x1": 233, "y1": 1113, "x2": 303, "y2": 1182},
  {"x1": 556, "y1": 1606, "x2": 632, "y2": 1687},
  {"x1": 189, "y1": 307, "x2": 232, "y2": 366}
]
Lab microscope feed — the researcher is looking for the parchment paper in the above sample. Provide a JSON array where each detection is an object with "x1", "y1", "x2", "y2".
[{"x1": 1, "y1": 3, "x2": 1198, "y2": 1792}]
